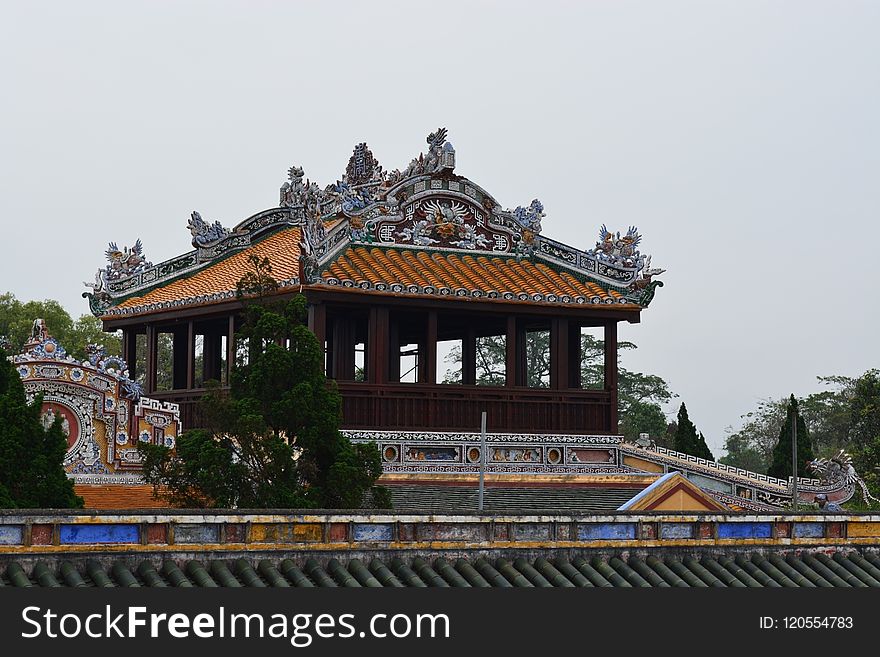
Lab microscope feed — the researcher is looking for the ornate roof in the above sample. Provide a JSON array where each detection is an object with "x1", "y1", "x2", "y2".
[{"x1": 85, "y1": 129, "x2": 664, "y2": 318}]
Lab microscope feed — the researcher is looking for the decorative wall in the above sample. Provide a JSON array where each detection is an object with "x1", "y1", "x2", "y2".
[{"x1": 11, "y1": 320, "x2": 181, "y2": 484}]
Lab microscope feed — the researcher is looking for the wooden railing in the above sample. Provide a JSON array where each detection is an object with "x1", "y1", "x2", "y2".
[
  {"x1": 151, "y1": 383, "x2": 613, "y2": 435},
  {"x1": 335, "y1": 382, "x2": 612, "y2": 434}
]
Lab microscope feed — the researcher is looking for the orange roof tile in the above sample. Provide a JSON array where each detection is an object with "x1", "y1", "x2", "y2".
[
  {"x1": 111, "y1": 228, "x2": 301, "y2": 315},
  {"x1": 321, "y1": 247, "x2": 638, "y2": 308}
]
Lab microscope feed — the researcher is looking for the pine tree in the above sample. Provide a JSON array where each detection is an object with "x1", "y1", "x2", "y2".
[
  {"x1": 768, "y1": 394, "x2": 814, "y2": 480},
  {"x1": 0, "y1": 356, "x2": 82, "y2": 508},
  {"x1": 673, "y1": 403, "x2": 715, "y2": 460},
  {"x1": 696, "y1": 431, "x2": 715, "y2": 461}
]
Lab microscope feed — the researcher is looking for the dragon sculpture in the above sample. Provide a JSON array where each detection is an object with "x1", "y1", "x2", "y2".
[
  {"x1": 188, "y1": 211, "x2": 230, "y2": 247},
  {"x1": 809, "y1": 450, "x2": 880, "y2": 506},
  {"x1": 590, "y1": 225, "x2": 644, "y2": 268},
  {"x1": 104, "y1": 240, "x2": 151, "y2": 280}
]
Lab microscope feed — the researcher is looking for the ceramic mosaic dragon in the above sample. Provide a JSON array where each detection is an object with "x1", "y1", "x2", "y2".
[{"x1": 809, "y1": 450, "x2": 880, "y2": 506}]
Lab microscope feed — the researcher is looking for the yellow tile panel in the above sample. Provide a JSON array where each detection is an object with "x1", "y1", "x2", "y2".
[{"x1": 847, "y1": 522, "x2": 880, "y2": 538}]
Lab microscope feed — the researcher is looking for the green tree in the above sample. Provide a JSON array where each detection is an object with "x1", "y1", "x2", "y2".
[
  {"x1": 767, "y1": 395, "x2": 814, "y2": 480},
  {"x1": 67, "y1": 314, "x2": 122, "y2": 362},
  {"x1": 139, "y1": 256, "x2": 388, "y2": 509},
  {"x1": 846, "y1": 370, "x2": 880, "y2": 497},
  {"x1": 718, "y1": 430, "x2": 768, "y2": 473},
  {"x1": 619, "y1": 402, "x2": 669, "y2": 447},
  {"x1": 673, "y1": 403, "x2": 714, "y2": 460},
  {"x1": 720, "y1": 383, "x2": 851, "y2": 474},
  {"x1": 719, "y1": 398, "x2": 787, "y2": 473},
  {"x1": 0, "y1": 356, "x2": 82, "y2": 508},
  {"x1": 0, "y1": 292, "x2": 120, "y2": 361}
]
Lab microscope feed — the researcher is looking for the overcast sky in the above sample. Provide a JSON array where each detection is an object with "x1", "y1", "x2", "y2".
[{"x1": 2, "y1": 1, "x2": 878, "y2": 455}]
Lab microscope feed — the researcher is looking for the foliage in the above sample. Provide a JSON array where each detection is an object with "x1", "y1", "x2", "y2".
[
  {"x1": 847, "y1": 370, "x2": 880, "y2": 497},
  {"x1": 672, "y1": 403, "x2": 714, "y2": 460},
  {"x1": 442, "y1": 331, "x2": 676, "y2": 442},
  {"x1": 619, "y1": 402, "x2": 669, "y2": 447},
  {"x1": 140, "y1": 256, "x2": 388, "y2": 509},
  {"x1": 718, "y1": 430, "x2": 767, "y2": 473},
  {"x1": 0, "y1": 292, "x2": 120, "y2": 361},
  {"x1": 0, "y1": 356, "x2": 82, "y2": 508},
  {"x1": 721, "y1": 372, "x2": 879, "y2": 485},
  {"x1": 719, "y1": 398, "x2": 786, "y2": 473},
  {"x1": 767, "y1": 395, "x2": 815, "y2": 480}
]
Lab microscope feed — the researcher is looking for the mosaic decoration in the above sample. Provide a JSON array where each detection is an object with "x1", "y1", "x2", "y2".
[
  {"x1": 492, "y1": 447, "x2": 542, "y2": 463},
  {"x1": 810, "y1": 450, "x2": 880, "y2": 506},
  {"x1": 88, "y1": 128, "x2": 665, "y2": 317},
  {"x1": 11, "y1": 321, "x2": 181, "y2": 484},
  {"x1": 188, "y1": 211, "x2": 230, "y2": 247},
  {"x1": 104, "y1": 240, "x2": 151, "y2": 281}
]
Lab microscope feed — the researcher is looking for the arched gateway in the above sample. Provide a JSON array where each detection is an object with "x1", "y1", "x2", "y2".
[{"x1": 13, "y1": 319, "x2": 180, "y2": 505}]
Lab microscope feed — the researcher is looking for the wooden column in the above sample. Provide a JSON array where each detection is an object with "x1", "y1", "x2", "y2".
[
  {"x1": 505, "y1": 316, "x2": 517, "y2": 387},
  {"x1": 203, "y1": 331, "x2": 222, "y2": 384},
  {"x1": 225, "y1": 315, "x2": 236, "y2": 385},
  {"x1": 425, "y1": 311, "x2": 438, "y2": 384},
  {"x1": 330, "y1": 317, "x2": 356, "y2": 381},
  {"x1": 367, "y1": 307, "x2": 389, "y2": 384},
  {"x1": 604, "y1": 321, "x2": 619, "y2": 433},
  {"x1": 388, "y1": 315, "x2": 400, "y2": 383},
  {"x1": 172, "y1": 326, "x2": 189, "y2": 390},
  {"x1": 186, "y1": 321, "x2": 195, "y2": 389},
  {"x1": 309, "y1": 303, "x2": 328, "y2": 374},
  {"x1": 462, "y1": 326, "x2": 476, "y2": 385},
  {"x1": 145, "y1": 324, "x2": 157, "y2": 394},
  {"x1": 308, "y1": 303, "x2": 326, "y2": 352},
  {"x1": 123, "y1": 329, "x2": 138, "y2": 381},
  {"x1": 568, "y1": 323, "x2": 582, "y2": 389},
  {"x1": 516, "y1": 323, "x2": 527, "y2": 387},
  {"x1": 550, "y1": 318, "x2": 569, "y2": 390}
]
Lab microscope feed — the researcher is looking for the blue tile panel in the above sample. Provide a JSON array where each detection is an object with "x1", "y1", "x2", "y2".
[
  {"x1": 0, "y1": 525, "x2": 24, "y2": 545},
  {"x1": 793, "y1": 523, "x2": 826, "y2": 538},
  {"x1": 352, "y1": 523, "x2": 393, "y2": 541},
  {"x1": 659, "y1": 522, "x2": 694, "y2": 539},
  {"x1": 717, "y1": 522, "x2": 772, "y2": 539},
  {"x1": 59, "y1": 524, "x2": 139, "y2": 544},
  {"x1": 174, "y1": 524, "x2": 220, "y2": 544},
  {"x1": 577, "y1": 523, "x2": 637, "y2": 540}
]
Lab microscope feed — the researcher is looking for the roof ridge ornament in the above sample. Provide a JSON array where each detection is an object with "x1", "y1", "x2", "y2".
[
  {"x1": 388, "y1": 127, "x2": 455, "y2": 184},
  {"x1": 83, "y1": 239, "x2": 152, "y2": 316},
  {"x1": 85, "y1": 128, "x2": 667, "y2": 316},
  {"x1": 188, "y1": 210, "x2": 230, "y2": 247},
  {"x1": 104, "y1": 239, "x2": 151, "y2": 280},
  {"x1": 810, "y1": 450, "x2": 880, "y2": 506}
]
